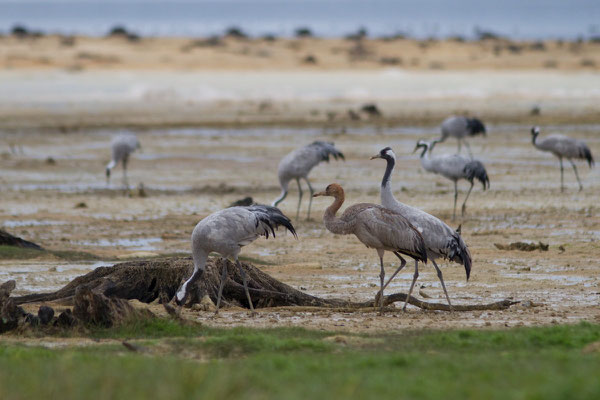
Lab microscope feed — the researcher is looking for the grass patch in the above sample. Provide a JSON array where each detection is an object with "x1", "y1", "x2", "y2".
[{"x1": 1, "y1": 322, "x2": 599, "y2": 400}]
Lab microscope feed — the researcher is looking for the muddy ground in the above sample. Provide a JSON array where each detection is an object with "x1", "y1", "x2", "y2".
[{"x1": 1, "y1": 116, "x2": 598, "y2": 332}]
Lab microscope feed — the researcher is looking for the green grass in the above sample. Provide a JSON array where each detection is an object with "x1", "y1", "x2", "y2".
[{"x1": 1, "y1": 320, "x2": 599, "y2": 400}]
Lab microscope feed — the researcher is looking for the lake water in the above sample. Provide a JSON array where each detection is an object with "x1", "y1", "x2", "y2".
[{"x1": 1, "y1": 0, "x2": 599, "y2": 40}]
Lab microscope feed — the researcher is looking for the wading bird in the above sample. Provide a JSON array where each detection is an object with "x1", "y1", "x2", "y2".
[
  {"x1": 273, "y1": 141, "x2": 344, "y2": 220},
  {"x1": 313, "y1": 183, "x2": 427, "y2": 313},
  {"x1": 530, "y1": 126, "x2": 594, "y2": 192},
  {"x1": 106, "y1": 134, "x2": 140, "y2": 187},
  {"x1": 371, "y1": 147, "x2": 472, "y2": 309},
  {"x1": 433, "y1": 116, "x2": 486, "y2": 156},
  {"x1": 175, "y1": 205, "x2": 297, "y2": 314},
  {"x1": 415, "y1": 140, "x2": 489, "y2": 220}
]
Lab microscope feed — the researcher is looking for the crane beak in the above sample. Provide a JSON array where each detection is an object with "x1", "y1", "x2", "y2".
[
  {"x1": 412, "y1": 145, "x2": 419, "y2": 153},
  {"x1": 369, "y1": 154, "x2": 381, "y2": 160},
  {"x1": 313, "y1": 191, "x2": 326, "y2": 197}
]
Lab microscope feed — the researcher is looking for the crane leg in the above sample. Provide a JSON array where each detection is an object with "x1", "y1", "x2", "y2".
[
  {"x1": 215, "y1": 262, "x2": 228, "y2": 314},
  {"x1": 304, "y1": 178, "x2": 315, "y2": 221},
  {"x1": 464, "y1": 140, "x2": 473, "y2": 158},
  {"x1": 452, "y1": 181, "x2": 458, "y2": 220},
  {"x1": 377, "y1": 250, "x2": 385, "y2": 315},
  {"x1": 559, "y1": 157, "x2": 564, "y2": 192},
  {"x1": 236, "y1": 259, "x2": 256, "y2": 316},
  {"x1": 403, "y1": 260, "x2": 419, "y2": 311},
  {"x1": 568, "y1": 159, "x2": 583, "y2": 191},
  {"x1": 377, "y1": 252, "x2": 407, "y2": 302},
  {"x1": 295, "y1": 178, "x2": 303, "y2": 221},
  {"x1": 432, "y1": 260, "x2": 453, "y2": 310},
  {"x1": 457, "y1": 139, "x2": 462, "y2": 155},
  {"x1": 122, "y1": 158, "x2": 129, "y2": 190},
  {"x1": 461, "y1": 181, "x2": 474, "y2": 216}
]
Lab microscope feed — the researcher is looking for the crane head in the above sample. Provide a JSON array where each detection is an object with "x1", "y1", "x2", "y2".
[
  {"x1": 313, "y1": 183, "x2": 344, "y2": 198},
  {"x1": 370, "y1": 147, "x2": 395, "y2": 161},
  {"x1": 413, "y1": 140, "x2": 430, "y2": 153},
  {"x1": 531, "y1": 126, "x2": 540, "y2": 137}
]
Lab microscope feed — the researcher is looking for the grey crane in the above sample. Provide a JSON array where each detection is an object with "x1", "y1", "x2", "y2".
[
  {"x1": 106, "y1": 134, "x2": 140, "y2": 187},
  {"x1": 530, "y1": 126, "x2": 594, "y2": 192},
  {"x1": 415, "y1": 140, "x2": 490, "y2": 220},
  {"x1": 433, "y1": 116, "x2": 486, "y2": 156},
  {"x1": 175, "y1": 205, "x2": 297, "y2": 314},
  {"x1": 371, "y1": 147, "x2": 472, "y2": 309},
  {"x1": 272, "y1": 141, "x2": 344, "y2": 220},
  {"x1": 313, "y1": 183, "x2": 427, "y2": 313}
]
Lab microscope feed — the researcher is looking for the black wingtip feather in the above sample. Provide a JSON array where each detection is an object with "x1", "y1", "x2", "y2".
[{"x1": 464, "y1": 160, "x2": 490, "y2": 190}]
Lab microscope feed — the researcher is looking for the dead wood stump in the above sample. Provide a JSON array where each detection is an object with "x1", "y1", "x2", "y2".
[
  {"x1": 13, "y1": 257, "x2": 518, "y2": 313},
  {"x1": 0, "y1": 229, "x2": 43, "y2": 250},
  {"x1": 73, "y1": 286, "x2": 153, "y2": 327}
]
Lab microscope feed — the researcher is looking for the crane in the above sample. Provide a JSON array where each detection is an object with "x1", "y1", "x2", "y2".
[
  {"x1": 273, "y1": 141, "x2": 344, "y2": 220},
  {"x1": 313, "y1": 183, "x2": 427, "y2": 313},
  {"x1": 106, "y1": 134, "x2": 140, "y2": 188},
  {"x1": 371, "y1": 147, "x2": 472, "y2": 309},
  {"x1": 433, "y1": 116, "x2": 486, "y2": 156},
  {"x1": 530, "y1": 126, "x2": 594, "y2": 192},
  {"x1": 415, "y1": 140, "x2": 489, "y2": 220},
  {"x1": 175, "y1": 205, "x2": 297, "y2": 314}
]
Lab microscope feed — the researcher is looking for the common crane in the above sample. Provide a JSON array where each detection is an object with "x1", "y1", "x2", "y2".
[
  {"x1": 530, "y1": 126, "x2": 594, "y2": 192},
  {"x1": 313, "y1": 183, "x2": 427, "y2": 313},
  {"x1": 433, "y1": 116, "x2": 486, "y2": 157},
  {"x1": 415, "y1": 140, "x2": 489, "y2": 220},
  {"x1": 371, "y1": 147, "x2": 472, "y2": 309},
  {"x1": 106, "y1": 134, "x2": 140, "y2": 188},
  {"x1": 273, "y1": 141, "x2": 344, "y2": 220},
  {"x1": 175, "y1": 205, "x2": 297, "y2": 314}
]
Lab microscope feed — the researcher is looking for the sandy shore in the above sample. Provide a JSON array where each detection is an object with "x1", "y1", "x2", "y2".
[{"x1": 2, "y1": 35, "x2": 600, "y2": 72}]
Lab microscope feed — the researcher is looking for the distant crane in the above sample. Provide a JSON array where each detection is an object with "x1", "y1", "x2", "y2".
[
  {"x1": 313, "y1": 183, "x2": 427, "y2": 313},
  {"x1": 273, "y1": 141, "x2": 344, "y2": 220},
  {"x1": 530, "y1": 126, "x2": 594, "y2": 192},
  {"x1": 106, "y1": 134, "x2": 140, "y2": 187},
  {"x1": 415, "y1": 140, "x2": 490, "y2": 220},
  {"x1": 175, "y1": 205, "x2": 297, "y2": 314},
  {"x1": 371, "y1": 147, "x2": 472, "y2": 309},
  {"x1": 433, "y1": 116, "x2": 486, "y2": 156}
]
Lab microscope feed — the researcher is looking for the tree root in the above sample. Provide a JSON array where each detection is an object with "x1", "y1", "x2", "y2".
[{"x1": 12, "y1": 257, "x2": 518, "y2": 313}]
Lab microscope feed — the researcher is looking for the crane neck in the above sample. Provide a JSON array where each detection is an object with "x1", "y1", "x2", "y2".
[
  {"x1": 381, "y1": 156, "x2": 395, "y2": 188},
  {"x1": 531, "y1": 133, "x2": 538, "y2": 146},
  {"x1": 323, "y1": 193, "x2": 353, "y2": 235}
]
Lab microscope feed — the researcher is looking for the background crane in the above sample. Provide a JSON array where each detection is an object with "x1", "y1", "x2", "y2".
[
  {"x1": 531, "y1": 126, "x2": 594, "y2": 192},
  {"x1": 106, "y1": 133, "x2": 140, "y2": 188},
  {"x1": 432, "y1": 115, "x2": 486, "y2": 156},
  {"x1": 273, "y1": 141, "x2": 344, "y2": 220},
  {"x1": 415, "y1": 140, "x2": 490, "y2": 220}
]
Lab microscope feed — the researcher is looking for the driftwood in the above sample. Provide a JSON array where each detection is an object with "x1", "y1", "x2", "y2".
[
  {"x1": 14, "y1": 257, "x2": 518, "y2": 312},
  {"x1": 0, "y1": 229, "x2": 43, "y2": 250},
  {"x1": 73, "y1": 286, "x2": 153, "y2": 327}
]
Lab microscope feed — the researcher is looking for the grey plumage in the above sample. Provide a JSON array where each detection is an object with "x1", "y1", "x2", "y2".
[
  {"x1": 371, "y1": 147, "x2": 472, "y2": 310},
  {"x1": 531, "y1": 126, "x2": 594, "y2": 192},
  {"x1": 415, "y1": 140, "x2": 490, "y2": 220},
  {"x1": 106, "y1": 134, "x2": 140, "y2": 187},
  {"x1": 175, "y1": 205, "x2": 297, "y2": 312},
  {"x1": 433, "y1": 116, "x2": 486, "y2": 156},
  {"x1": 272, "y1": 141, "x2": 344, "y2": 220},
  {"x1": 313, "y1": 183, "x2": 427, "y2": 313}
]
